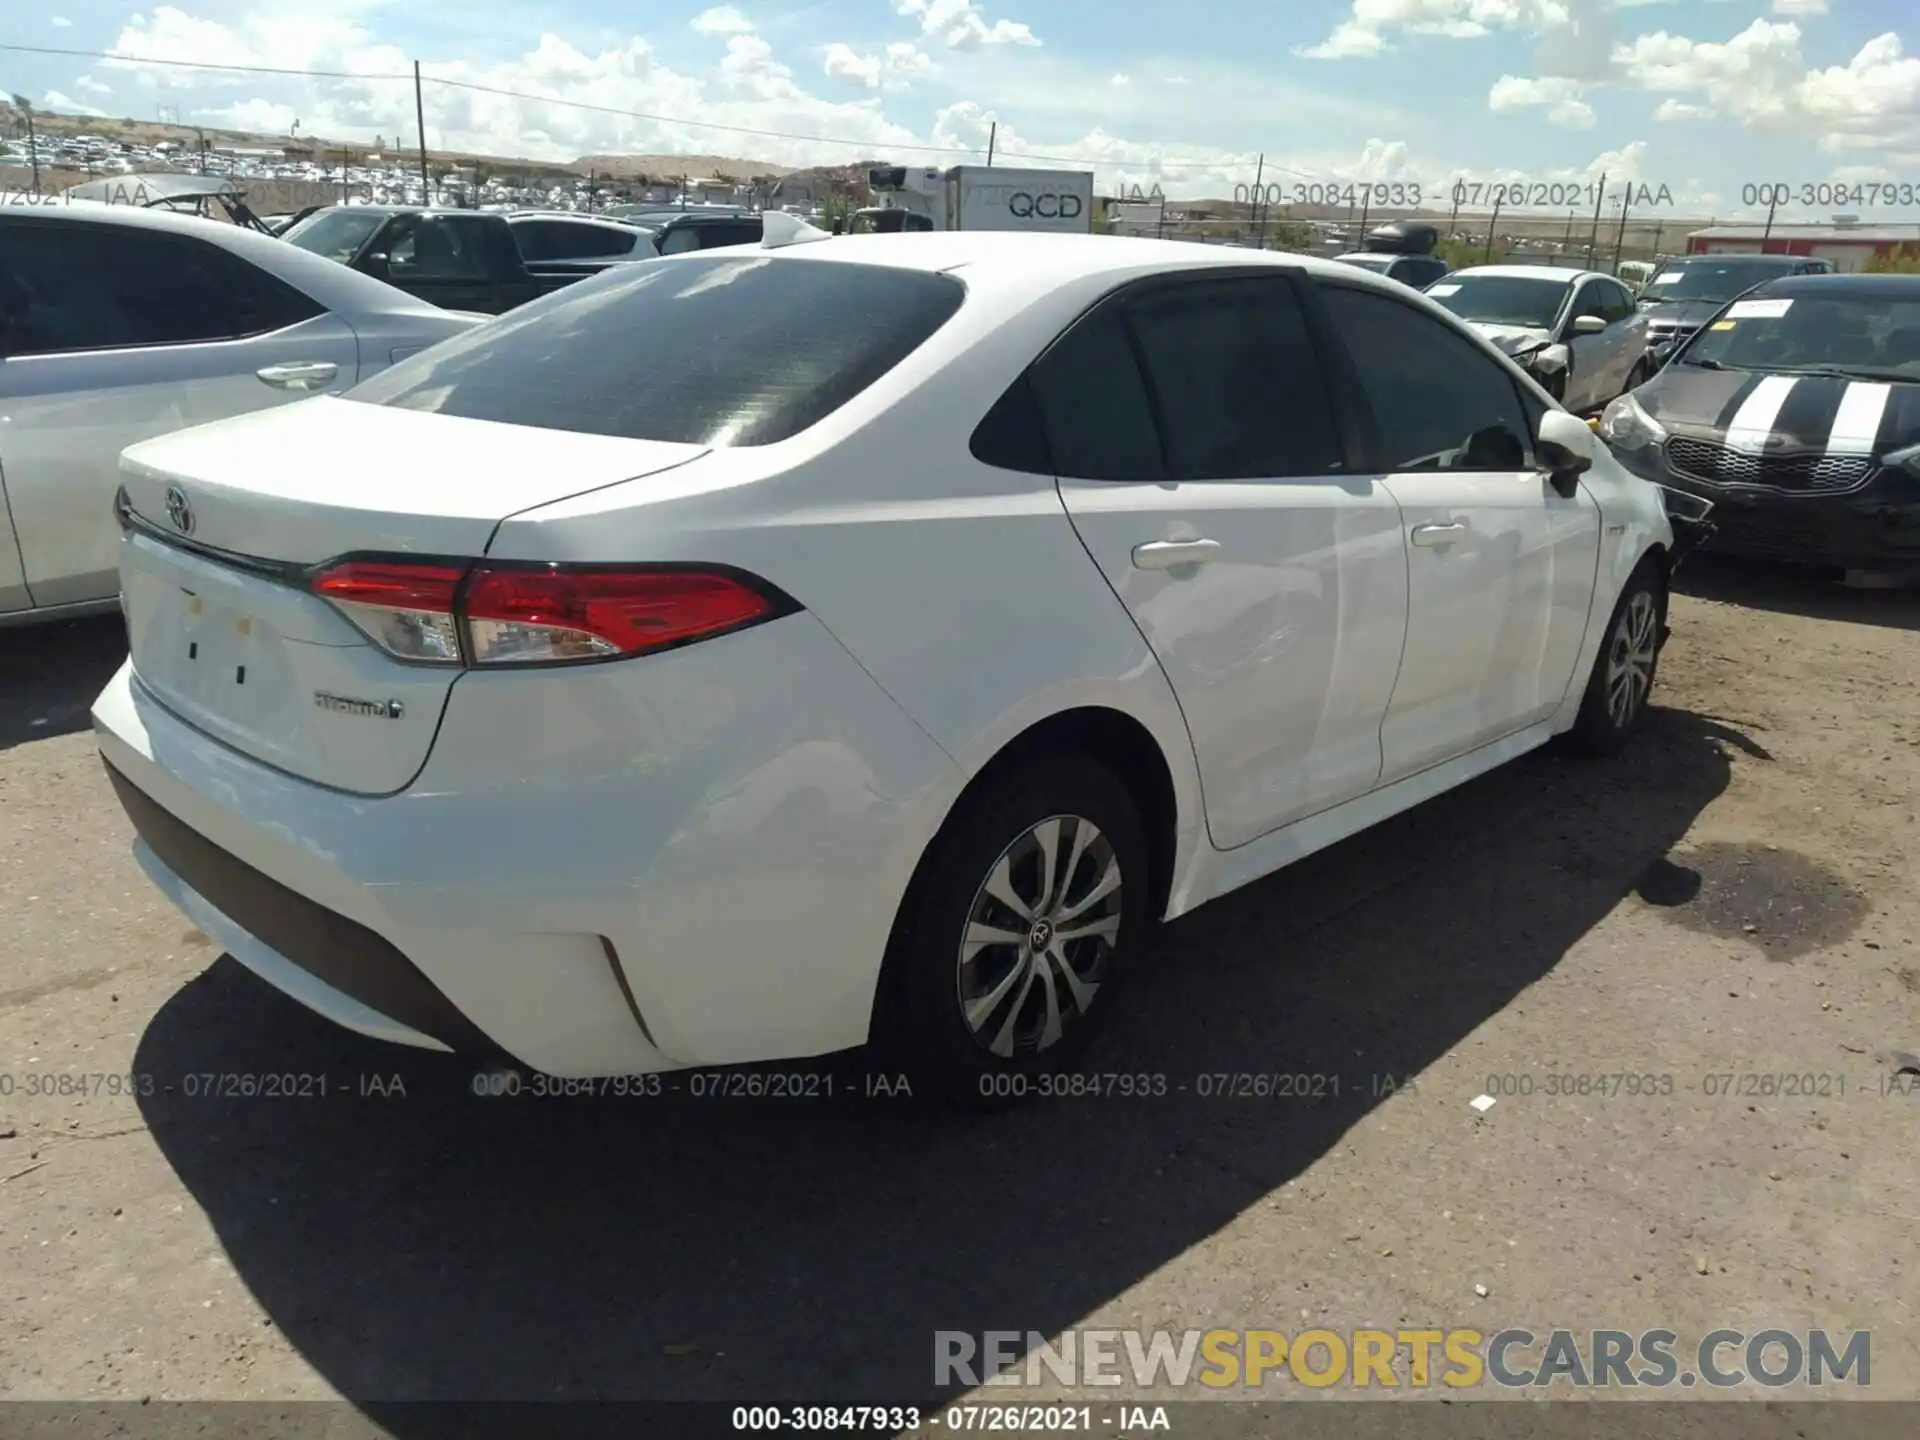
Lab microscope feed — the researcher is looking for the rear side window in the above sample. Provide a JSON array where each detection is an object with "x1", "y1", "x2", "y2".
[
  {"x1": 0, "y1": 217, "x2": 324, "y2": 356},
  {"x1": 1025, "y1": 306, "x2": 1164, "y2": 481},
  {"x1": 346, "y1": 254, "x2": 966, "y2": 446}
]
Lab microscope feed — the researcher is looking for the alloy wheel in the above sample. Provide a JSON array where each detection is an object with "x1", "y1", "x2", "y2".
[
  {"x1": 1606, "y1": 589, "x2": 1658, "y2": 729},
  {"x1": 955, "y1": 814, "x2": 1123, "y2": 1058}
]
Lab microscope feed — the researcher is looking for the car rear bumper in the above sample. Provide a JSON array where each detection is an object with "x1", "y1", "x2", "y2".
[
  {"x1": 1611, "y1": 443, "x2": 1920, "y2": 568},
  {"x1": 92, "y1": 613, "x2": 965, "y2": 1076}
]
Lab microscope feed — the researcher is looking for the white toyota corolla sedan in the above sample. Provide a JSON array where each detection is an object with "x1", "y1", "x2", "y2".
[{"x1": 93, "y1": 224, "x2": 1677, "y2": 1102}]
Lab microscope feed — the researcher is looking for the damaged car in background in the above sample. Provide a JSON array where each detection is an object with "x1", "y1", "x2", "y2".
[{"x1": 1426, "y1": 265, "x2": 1650, "y2": 414}]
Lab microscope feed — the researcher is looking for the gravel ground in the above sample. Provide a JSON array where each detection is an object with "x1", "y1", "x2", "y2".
[{"x1": 2, "y1": 557, "x2": 1917, "y2": 1423}]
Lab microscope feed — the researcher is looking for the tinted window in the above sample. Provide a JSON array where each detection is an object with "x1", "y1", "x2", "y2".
[
  {"x1": 1596, "y1": 281, "x2": 1637, "y2": 323},
  {"x1": 515, "y1": 220, "x2": 640, "y2": 261},
  {"x1": 387, "y1": 214, "x2": 491, "y2": 282},
  {"x1": 0, "y1": 217, "x2": 324, "y2": 356},
  {"x1": 1123, "y1": 277, "x2": 1341, "y2": 479},
  {"x1": 282, "y1": 206, "x2": 386, "y2": 263},
  {"x1": 1321, "y1": 284, "x2": 1532, "y2": 472},
  {"x1": 346, "y1": 254, "x2": 965, "y2": 446},
  {"x1": 1026, "y1": 306, "x2": 1162, "y2": 481},
  {"x1": 658, "y1": 226, "x2": 703, "y2": 256},
  {"x1": 1394, "y1": 258, "x2": 1446, "y2": 288}
]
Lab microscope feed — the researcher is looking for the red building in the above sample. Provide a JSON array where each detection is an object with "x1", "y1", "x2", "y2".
[{"x1": 1685, "y1": 220, "x2": 1920, "y2": 273}]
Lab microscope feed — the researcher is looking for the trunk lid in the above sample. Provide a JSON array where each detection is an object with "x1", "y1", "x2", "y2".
[{"x1": 116, "y1": 398, "x2": 709, "y2": 795}]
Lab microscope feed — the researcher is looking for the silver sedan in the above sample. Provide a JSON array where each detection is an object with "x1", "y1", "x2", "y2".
[{"x1": 0, "y1": 197, "x2": 484, "y2": 625}]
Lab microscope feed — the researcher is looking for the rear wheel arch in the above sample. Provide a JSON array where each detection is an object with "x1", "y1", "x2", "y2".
[{"x1": 869, "y1": 707, "x2": 1179, "y2": 1028}]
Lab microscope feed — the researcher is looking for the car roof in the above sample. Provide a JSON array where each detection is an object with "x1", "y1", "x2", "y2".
[
  {"x1": 63, "y1": 172, "x2": 242, "y2": 202},
  {"x1": 1749, "y1": 272, "x2": 1920, "y2": 299},
  {"x1": 1668, "y1": 253, "x2": 1812, "y2": 264},
  {"x1": 1446, "y1": 264, "x2": 1595, "y2": 282},
  {"x1": 509, "y1": 211, "x2": 644, "y2": 226},
  {"x1": 753, "y1": 231, "x2": 1459, "y2": 308}
]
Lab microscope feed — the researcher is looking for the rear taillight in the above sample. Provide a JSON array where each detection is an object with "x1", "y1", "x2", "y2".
[
  {"x1": 312, "y1": 560, "x2": 467, "y2": 664},
  {"x1": 309, "y1": 559, "x2": 789, "y2": 667}
]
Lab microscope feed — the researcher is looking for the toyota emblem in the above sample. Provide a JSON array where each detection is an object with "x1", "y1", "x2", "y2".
[{"x1": 164, "y1": 485, "x2": 194, "y2": 535}]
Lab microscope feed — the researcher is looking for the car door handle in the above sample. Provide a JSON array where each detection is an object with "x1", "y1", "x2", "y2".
[
  {"x1": 1410, "y1": 522, "x2": 1468, "y2": 547},
  {"x1": 1132, "y1": 539, "x2": 1222, "y2": 569},
  {"x1": 255, "y1": 361, "x2": 339, "y2": 392}
]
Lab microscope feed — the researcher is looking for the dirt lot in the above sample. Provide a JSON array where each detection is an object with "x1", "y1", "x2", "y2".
[{"x1": 2, "y1": 557, "x2": 1918, "y2": 1427}]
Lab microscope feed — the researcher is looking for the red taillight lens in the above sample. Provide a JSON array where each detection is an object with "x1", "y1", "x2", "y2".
[
  {"x1": 311, "y1": 560, "x2": 469, "y2": 664},
  {"x1": 309, "y1": 559, "x2": 786, "y2": 667},
  {"x1": 462, "y1": 566, "x2": 778, "y2": 665}
]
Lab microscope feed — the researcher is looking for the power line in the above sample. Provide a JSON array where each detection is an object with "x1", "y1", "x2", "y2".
[{"x1": 0, "y1": 39, "x2": 1310, "y2": 174}]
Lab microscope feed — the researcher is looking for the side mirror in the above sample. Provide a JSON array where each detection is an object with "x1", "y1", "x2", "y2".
[
  {"x1": 1536, "y1": 408, "x2": 1594, "y2": 495},
  {"x1": 1570, "y1": 314, "x2": 1608, "y2": 336},
  {"x1": 361, "y1": 252, "x2": 391, "y2": 280}
]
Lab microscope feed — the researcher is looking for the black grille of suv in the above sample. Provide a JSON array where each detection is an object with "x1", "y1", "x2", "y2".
[{"x1": 1665, "y1": 437, "x2": 1874, "y2": 493}]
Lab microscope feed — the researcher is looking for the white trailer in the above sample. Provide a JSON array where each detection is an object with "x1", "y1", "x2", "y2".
[{"x1": 852, "y1": 164, "x2": 1094, "y2": 235}]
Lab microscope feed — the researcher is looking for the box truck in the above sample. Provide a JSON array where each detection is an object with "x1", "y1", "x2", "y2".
[{"x1": 850, "y1": 164, "x2": 1095, "y2": 235}]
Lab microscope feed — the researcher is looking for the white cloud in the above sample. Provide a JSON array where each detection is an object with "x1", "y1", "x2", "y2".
[
  {"x1": 821, "y1": 40, "x2": 932, "y2": 91},
  {"x1": 77, "y1": 74, "x2": 113, "y2": 95},
  {"x1": 1297, "y1": 0, "x2": 1571, "y2": 60},
  {"x1": 43, "y1": 89, "x2": 107, "y2": 115},
  {"x1": 51, "y1": 15, "x2": 73, "y2": 26},
  {"x1": 821, "y1": 42, "x2": 880, "y2": 88},
  {"x1": 896, "y1": 0, "x2": 1038, "y2": 50},
  {"x1": 1110, "y1": 73, "x2": 1130, "y2": 86},
  {"x1": 1487, "y1": 72, "x2": 1595, "y2": 127},
  {"x1": 1771, "y1": 0, "x2": 1827, "y2": 15},
  {"x1": 1652, "y1": 97, "x2": 1709, "y2": 120},
  {"x1": 690, "y1": 6, "x2": 755, "y2": 36},
  {"x1": 1167, "y1": 74, "x2": 1191, "y2": 84}
]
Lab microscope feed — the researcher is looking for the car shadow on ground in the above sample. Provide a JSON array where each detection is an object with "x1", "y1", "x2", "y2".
[
  {"x1": 130, "y1": 705, "x2": 1746, "y2": 1425},
  {"x1": 1676, "y1": 555, "x2": 1920, "y2": 633},
  {"x1": 0, "y1": 613, "x2": 126, "y2": 752}
]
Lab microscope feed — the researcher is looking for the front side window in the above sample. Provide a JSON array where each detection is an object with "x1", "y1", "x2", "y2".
[
  {"x1": 1320, "y1": 283, "x2": 1533, "y2": 472},
  {"x1": 0, "y1": 217, "x2": 323, "y2": 356},
  {"x1": 281, "y1": 206, "x2": 386, "y2": 264},
  {"x1": 346, "y1": 254, "x2": 965, "y2": 445},
  {"x1": 387, "y1": 215, "x2": 490, "y2": 282}
]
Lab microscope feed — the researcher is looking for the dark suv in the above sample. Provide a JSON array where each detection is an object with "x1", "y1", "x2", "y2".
[
  {"x1": 1330, "y1": 251, "x2": 1449, "y2": 289},
  {"x1": 1638, "y1": 254, "x2": 1835, "y2": 355}
]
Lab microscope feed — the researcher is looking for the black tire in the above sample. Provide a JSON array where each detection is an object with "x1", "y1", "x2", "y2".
[
  {"x1": 1563, "y1": 558, "x2": 1664, "y2": 756},
  {"x1": 871, "y1": 754, "x2": 1150, "y2": 1108}
]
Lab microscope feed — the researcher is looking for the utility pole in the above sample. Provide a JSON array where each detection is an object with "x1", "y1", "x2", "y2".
[
  {"x1": 1561, "y1": 208, "x2": 1577, "y2": 259},
  {"x1": 1762, "y1": 189, "x2": 1778, "y2": 246},
  {"x1": 1610, "y1": 186, "x2": 1633, "y2": 272},
  {"x1": 1649, "y1": 219, "x2": 1664, "y2": 263},
  {"x1": 1249, "y1": 153, "x2": 1263, "y2": 244},
  {"x1": 1483, "y1": 191, "x2": 1502, "y2": 262},
  {"x1": 15, "y1": 96, "x2": 39, "y2": 195},
  {"x1": 986, "y1": 121, "x2": 996, "y2": 167},
  {"x1": 1156, "y1": 191, "x2": 1167, "y2": 239},
  {"x1": 1446, "y1": 184, "x2": 1460, "y2": 246},
  {"x1": 414, "y1": 61, "x2": 430, "y2": 204},
  {"x1": 1358, "y1": 181, "x2": 1371, "y2": 240},
  {"x1": 1583, "y1": 171, "x2": 1608, "y2": 268}
]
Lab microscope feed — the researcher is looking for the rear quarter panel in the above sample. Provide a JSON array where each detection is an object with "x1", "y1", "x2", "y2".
[{"x1": 487, "y1": 260, "x2": 1213, "y2": 915}]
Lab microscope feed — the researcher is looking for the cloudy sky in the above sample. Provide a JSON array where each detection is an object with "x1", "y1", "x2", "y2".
[{"x1": 5, "y1": 0, "x2": 1920, "y2": 212}]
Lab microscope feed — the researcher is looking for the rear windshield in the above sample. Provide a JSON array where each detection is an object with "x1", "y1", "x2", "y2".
[{"x1": 344, "y1": 253, "x2": 966, "y2": 445}]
